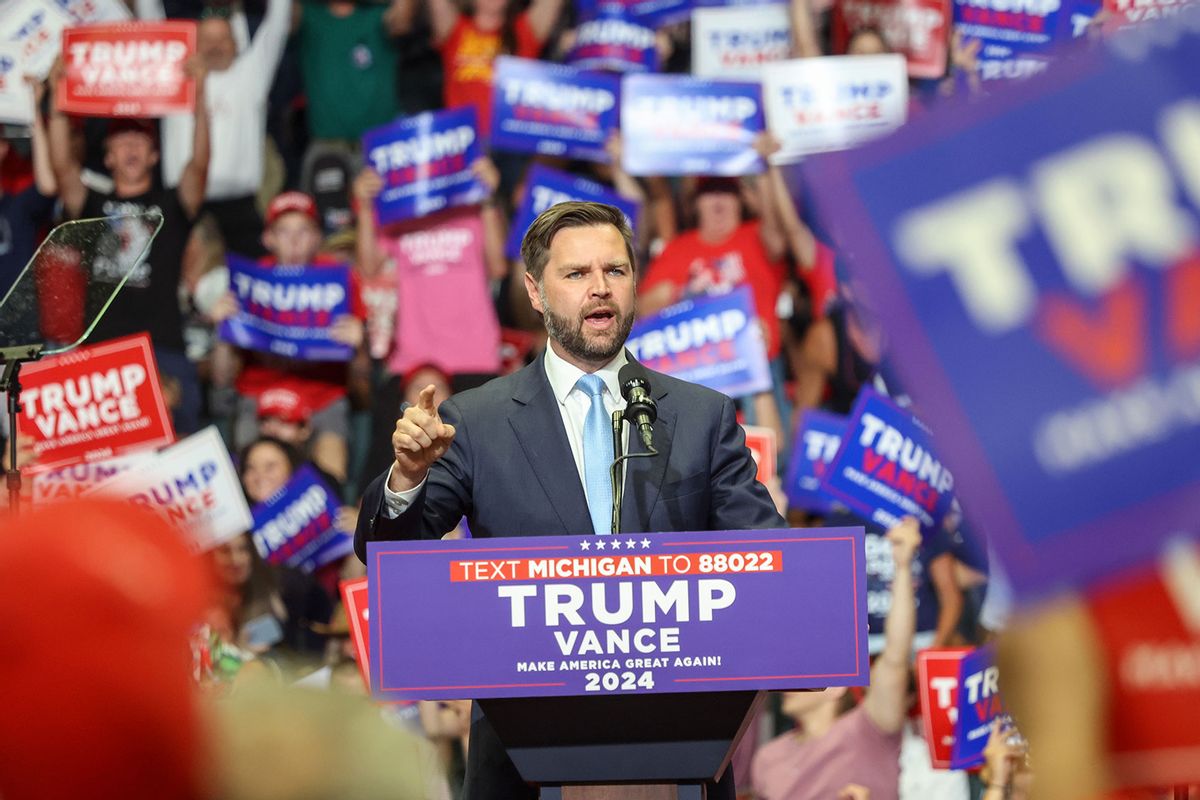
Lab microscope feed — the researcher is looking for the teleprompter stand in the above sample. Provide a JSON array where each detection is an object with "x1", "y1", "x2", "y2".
[{"x1": 479, "y1": 690, "x2": 764, "y2": 799}]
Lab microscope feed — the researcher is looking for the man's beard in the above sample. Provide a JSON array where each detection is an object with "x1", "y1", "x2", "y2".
[{"x1": 539, "y1": 284, "x2": 635, "y2": 366}]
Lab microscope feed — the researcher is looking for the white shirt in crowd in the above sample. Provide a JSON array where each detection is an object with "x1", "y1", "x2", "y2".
[
  {"x1": 383, "y1": 346, "x2": 631, "y2": 519},
  {"x1": 137, "y1": 0, "x2": 290, "y2": 200}
]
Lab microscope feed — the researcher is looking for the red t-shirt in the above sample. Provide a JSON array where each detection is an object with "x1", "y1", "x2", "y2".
[
  {"x1": 640, "y1": 221, "x2": 787, "y2": 359},
  {"x1": 440, "y1": 13, "x2": 542, "y2": 139},
  {"x1": 235, "y1": 256, "x2": 368, "y2": 411}
]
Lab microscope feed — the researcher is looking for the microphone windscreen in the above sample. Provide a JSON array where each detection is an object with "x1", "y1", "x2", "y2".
[{"x1": 618, "y1": 362, "x2": 652, "y2": 401}]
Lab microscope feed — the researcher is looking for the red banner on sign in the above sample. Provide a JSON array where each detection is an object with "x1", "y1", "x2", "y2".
[
  {"x1": 58, "y1": 21, "x2": 196, "y2": 117},
  {"x1": 742, "y1": 424, "x2": 777, "y2": 485},
  {"x1": 831, "y1": 0, "x2": 950, "y2": 79},
  {"x1": 18, "y1": 333, "x2": 176, "y2": 471},
  {"x1": 340, "y1": 576, "x2": 370, "y2": 692},
  {"x1": 1087, "y1": 549, "x2": 1200, "y2": 788},
  {"x1": 916, "y1": 647, "x2": 972, "y2": 769}
]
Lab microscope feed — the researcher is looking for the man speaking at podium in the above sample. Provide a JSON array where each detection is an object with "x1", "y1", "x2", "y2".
[{"x1": 355, "y1": 201, "x2": 784, "y2": 799}]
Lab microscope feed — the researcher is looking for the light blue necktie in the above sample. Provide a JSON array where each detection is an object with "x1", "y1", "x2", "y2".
[{"x1": 577, "y1": 373, "x2": 613, "y2": 535}]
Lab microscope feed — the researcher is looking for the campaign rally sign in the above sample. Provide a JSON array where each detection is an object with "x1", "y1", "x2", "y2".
[
  {"x1": 31, "y1": 450, "x2": 154, "y2": 504},
  {"x1": 820, "y1": 387, "x2": 955, "y2": 531},
  {"x1": 340, "y1": 577, "x2": 371, "y2": 691},
  {"x1": 741, "y1": 424, "x2": 777, "y2": 484},
  {"x1": 505, "y1": 164, "x2": 640, "y2": 260},
  {"x1": 0, "y1": 0, "x2": 73, "y2": 78},
  {"x1": 1086, "y1": 542, "x2": 1200, "y2": 786},
  {"x1": 0, "y1": 44, "x2": 33, "y2": 125},
  {"x1": 950, "y1": 645, "x2": 1004, "y2": 768},
  {"x1": 621, "y1": 73, "x2": 765, "y2": 176},
  {"x1": 17, "y1": 333, "x2": 175, "y2": 472},
  {"x1": 87, "y1": 426, "x2": 251, "y2": 551},
  {"x1": 762, "y1": 55, "x2": 908, "y2": 163},
  {"x1": 54, "y1": 0, "x2": 132, "y2": 24},
  {"x1": 804, "y1": 28, "x2": 1200, "y2": 598},
  {"x1": 490, "y1": 57, "x2": 620, "y2": 163},
  {"x1": 625, "y1": 287, "x2": 772, "y2": 398},
  {"x1": 831, "y1": 0, "x2": 950, "y2": 78},
  {"x1": 916, "y1": 647, "x2": 973, "y2": 769},
  {"x1": 1104, "y1": 0, "x2": 1197, "y2": 28},
  {"x1": 953, "y1": 0, "x2": 1074, "y2": 82},
  {"x1": 363, "y1": 106, "x2": 487, "y2": 225},
  {"x1": 567, "y1": 10, "x2": 658, "y2": 73},
  {"x1": 691, "y1": 4, "x2": 791, "y2": 81},
  {"x1": 219, "y1": 255, "x2": 355, "y2": 362},
  {"x1": 784, "y1": 409, "x2": 848, "y2": 513},
  {"x1": 368, "y1": 525, "x2": 868, "y2": 700},
  {"x1": 58, "y1": 22, "x2": 196, "y2": 117},
  {"x1": 578, "y1": 0, "x2": 694, "y2": 28},
  {"x1": 250, "y1": 465, "x2": 353, "y2": 573}
]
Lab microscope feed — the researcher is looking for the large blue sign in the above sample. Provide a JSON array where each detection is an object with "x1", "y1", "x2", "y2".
[
  {"x1": 568, "y1": 8, "x2": 658, "y2": 72},
  {"x1": 490, "y1": 56, "x2": 620, "y2": 163},
  {"x1": 820, "y1": 387, "x2": 955, "y2": 532},
  {"x1": 369, "y1": 526, "x2": 868, "y2": 700},
  {"x1": 783, "y1": 409, "x2": 849, "y2": 514},
  {"x1": 951, "y1": 645, "x2": 1004, "y2": 769},
  {"x1": 625, "y1": 286, "x2": 772, "y2": 398},
  {"x1": 806, "y1": 27, "x2": 1200, "y2": 599},
  {"x1": 506, "y1": 164, "x2": 641, "y2": 260},
  {"x1": 621, "y1": 74, "x2": 765, "y2": 176},
  {"x1": 219, "y1": 256, "x2": 354, "y2": 362},
  {"x1": 362, "y1": 106, "x2": 487, "y2": 225},
  {"x1": 250, "y1": 465, "x2": 353, "y2": 573}
]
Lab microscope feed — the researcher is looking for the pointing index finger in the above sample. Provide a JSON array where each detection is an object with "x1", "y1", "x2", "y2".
[{"x1": 418, "y1": 384, "x2": 438, "y2": 414}]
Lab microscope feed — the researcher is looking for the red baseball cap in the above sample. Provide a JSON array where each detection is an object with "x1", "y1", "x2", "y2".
[
  {"x1": 257, "y1": 387, "x2": 312, "y2": 424},
  {"x1": 265, "y1": 191, "x2": 319, "y2": 227}
]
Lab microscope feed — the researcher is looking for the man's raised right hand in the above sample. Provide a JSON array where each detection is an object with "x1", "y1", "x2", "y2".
[{"x1": 388, "y1": 385, "x2": 456, "y2": 493}]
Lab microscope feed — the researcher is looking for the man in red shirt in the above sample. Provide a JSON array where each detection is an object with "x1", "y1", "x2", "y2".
[{"x1": 639, "y1": 175, "x2": 790, "y2": 443}]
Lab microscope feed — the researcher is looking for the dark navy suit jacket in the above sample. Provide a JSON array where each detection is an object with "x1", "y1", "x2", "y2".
[{"x1": 354, "y1": 352, "x2": 783, "y2": 558}]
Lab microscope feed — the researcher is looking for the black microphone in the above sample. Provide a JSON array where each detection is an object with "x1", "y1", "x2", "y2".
[{"x1": 619, "y1": 363, "x2": 657, "y2": 450}]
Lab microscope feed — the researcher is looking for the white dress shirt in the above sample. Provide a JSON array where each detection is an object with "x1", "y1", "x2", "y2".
[{"x1": 383, "y1": 345, "x2": 629, "y2": 519}]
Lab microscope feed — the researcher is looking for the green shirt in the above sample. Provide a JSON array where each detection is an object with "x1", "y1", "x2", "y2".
[{"x1": 298, "y1": 1, "x2": 401, "y2": 140}]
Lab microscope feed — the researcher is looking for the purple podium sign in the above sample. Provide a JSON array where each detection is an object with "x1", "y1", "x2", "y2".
[{"x1": 367, "y1": 526, "x2": 868, "y2": 700}]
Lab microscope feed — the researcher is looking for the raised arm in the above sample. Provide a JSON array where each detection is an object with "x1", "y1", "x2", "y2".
[
  {"x1": 427, "y1": 0, "x2": 462, "y2": 46},
  {"x1": 177, "y1": 58, "x2": 210, "y2": 219},
  {"x1": 26, "y1": 77, "x2": 57, "y2": 198},
  {"x1": 244, "y1": 0, "x2": 293, "y2": 78},
  {"x1": 45, "y1": 61, "x2": 86, "y2": 218},
  {"x1": 384, "y1": 0, "x2": 419, "y2": 36},
  {"x1": 473, "y1": 157, "x2": 509, "y2": 281},
  {"x1": 789, "y1": 0, "x2": 822, "y2": 57},
  {"x1": 352, "y1": 168, "x2": 386, "y2": 278},
  {"x1": 527, "y1": 0, "x2": 568, "y2": 44},
  {"x1": 863, "y1": 516, "x2": 920, "y2": 735},
  {"x1": 751, "y1": 134, "x2": 789, "y2": 264}
]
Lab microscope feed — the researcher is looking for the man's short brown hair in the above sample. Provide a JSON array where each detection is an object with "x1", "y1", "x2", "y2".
[{"x1": 520, "y1": 201, "x2": 636, "y2": 282}]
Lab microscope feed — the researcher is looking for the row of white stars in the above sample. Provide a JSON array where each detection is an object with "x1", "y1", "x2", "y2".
[{"x1": 580, "y1": 538, "x2": 652, "y2": 551}]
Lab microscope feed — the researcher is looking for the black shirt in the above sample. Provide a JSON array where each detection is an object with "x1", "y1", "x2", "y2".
[{"x1": 79, "y1": 186, "x2": 195, "y2": 352}]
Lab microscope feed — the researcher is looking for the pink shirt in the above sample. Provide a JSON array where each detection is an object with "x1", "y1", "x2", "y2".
[
  {"x1": 379, "y1": 208, "x2": 501, "y2": 377},
  {"x1": 751, "y1": 707, "x2": 902, "y2": 800}
]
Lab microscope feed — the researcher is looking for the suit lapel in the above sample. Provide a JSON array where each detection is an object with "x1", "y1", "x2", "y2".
[
  {"x1": 620, "y1": 358, "x2": 673, "y2": 533},
  {"x1": 508, "y1": 357, "x2": 592, "y2": 535}
]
